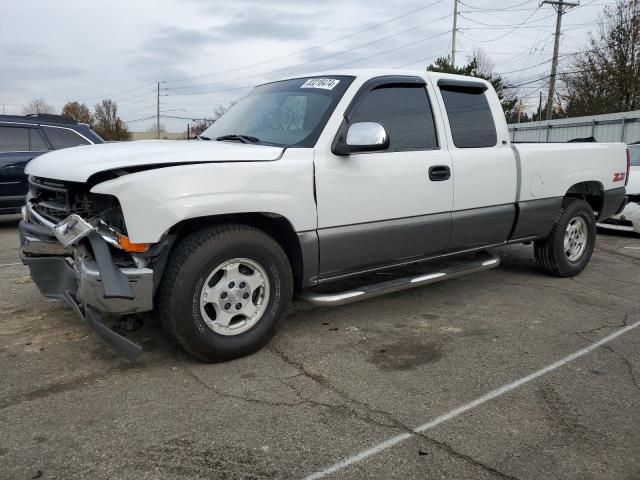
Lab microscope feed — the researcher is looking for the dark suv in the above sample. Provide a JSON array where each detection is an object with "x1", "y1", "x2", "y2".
[{"x1": 0, "y1": 114, "x2": 103, "y2": 214}]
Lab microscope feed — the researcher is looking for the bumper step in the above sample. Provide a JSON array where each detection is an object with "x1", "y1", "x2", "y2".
[{"x1": 300, "y1": 252, "x2": 500, "y2": 306}]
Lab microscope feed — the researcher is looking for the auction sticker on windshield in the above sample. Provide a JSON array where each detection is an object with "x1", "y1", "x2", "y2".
[{"x1": 301, "y1": 78, "x2": 340, "y2": 90}]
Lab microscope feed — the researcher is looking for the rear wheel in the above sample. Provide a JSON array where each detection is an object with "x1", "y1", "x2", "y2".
[
  {"x1": 534, "y1": 199, "x2": 596, "y2": 277},
  {"x1": 157, "y1": 224, "x2": 293, "y2": 362}
]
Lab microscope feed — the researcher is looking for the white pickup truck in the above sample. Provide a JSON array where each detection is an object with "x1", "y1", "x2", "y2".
[{"x1": 20, "y1": 69, "x2": 628, "y2": 362}]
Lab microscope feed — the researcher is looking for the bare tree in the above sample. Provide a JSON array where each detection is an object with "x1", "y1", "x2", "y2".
[
  {"x1": 190, "y1": 119, "x2": 214, "y2": 138},
  {"x1": 472, "y1": 47, "x2": 495, "y2": 78},
  {"x1": 189, "y1": 102, "x2": 236, "y2": 138},
  {"x1": 563, "y1": 0, "x2": 640, "y2": 116},
  {"x1": 93, "y1": 99, "x2": 130, "y2": 141},
  {"x1": 61, "y1": 101, "x2": 93, "y2": 124},
  {"x1": 22, "y1": 98, "x2": 54, "y2": 115},
  {"x1": 146, "y1": 122, "x2": 166, "y2": 137}
]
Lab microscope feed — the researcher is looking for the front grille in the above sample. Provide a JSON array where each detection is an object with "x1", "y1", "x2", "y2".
[
  {"x1": 29, "y1": 177, "x2": 74, "y2": 223},
  {"x1": 28, "y1": 176, "x2": 126, "y2": 233}
]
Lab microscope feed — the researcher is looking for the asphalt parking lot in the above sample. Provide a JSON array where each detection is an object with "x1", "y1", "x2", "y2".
[{"x1": 1, "y1": 213, "x2": 639, "y2": 480}]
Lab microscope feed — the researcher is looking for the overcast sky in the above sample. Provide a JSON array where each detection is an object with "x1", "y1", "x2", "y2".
[{"x1": 0, "y1": 0, "x2": 614, "y2": 131}]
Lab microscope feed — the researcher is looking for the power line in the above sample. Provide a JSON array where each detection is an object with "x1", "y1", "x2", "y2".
[
  {"x1": 458, "y1": 0, "x2": 536, "y2": 11},
  {"x1": 75, "y1": 83, "x2": 156, "y2": 103},
  {"x1": 461, "y1": 8, "x2": 549, "y2": 43},
  {"x1": 165, "y1": 30, "x2": 451, "y2": 98},
  {"x1": 163, "y1": 13, "x2": 452, "y2": 94},
  {"x1": 394, "y1": 53, "x2": 442, "y2": 69},
  {"x1": 162, "y1": 0, "x2": 446, "y2": 85},
  {"x1": 458, "y1": 12, "x2": 554, "y2": 28}
]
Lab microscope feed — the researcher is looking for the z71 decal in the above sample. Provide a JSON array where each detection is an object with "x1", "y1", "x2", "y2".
[{"x1": 613, "y1": 172, "x2": 626, "y2": 182}]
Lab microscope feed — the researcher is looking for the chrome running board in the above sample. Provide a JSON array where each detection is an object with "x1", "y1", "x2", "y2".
[{"x1": 300, "y1": 252, "x2": 500, "y2": 307}]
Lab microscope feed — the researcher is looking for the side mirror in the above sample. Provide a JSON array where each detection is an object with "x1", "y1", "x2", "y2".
[{"x1": 333, "y1": 122, "x2": 389, "y2": 155}]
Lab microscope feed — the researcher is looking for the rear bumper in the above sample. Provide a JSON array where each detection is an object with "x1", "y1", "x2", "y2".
[{"x1": 19, "y1": 206, "x2": 154, "y2": 361}]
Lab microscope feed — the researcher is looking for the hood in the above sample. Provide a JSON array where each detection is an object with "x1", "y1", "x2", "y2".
[{"x1": 25, "y1": 140, "x2": 285, "y2": 182}]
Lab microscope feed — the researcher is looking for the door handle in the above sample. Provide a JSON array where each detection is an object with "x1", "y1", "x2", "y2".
[{"x1": 428, "y1": 165, "x2": 451, "y2": 181}]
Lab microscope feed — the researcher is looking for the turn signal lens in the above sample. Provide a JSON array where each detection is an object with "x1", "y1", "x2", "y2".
[{"x1": 117, "y1": 234, "x2": 150, "y2": 253}]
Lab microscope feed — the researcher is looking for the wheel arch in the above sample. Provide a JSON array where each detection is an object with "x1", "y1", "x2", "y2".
[
  {"x1": 564, "y1": 181, "x2": 604, "y2": 218},
  {"x1": 166, "y1": 212, "x2": 314, "y2": 290}
]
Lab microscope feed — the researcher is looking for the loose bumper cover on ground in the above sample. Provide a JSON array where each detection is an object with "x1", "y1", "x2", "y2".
[{"x1": 19, "y1": 205, "x2": 153, "y2": 361}]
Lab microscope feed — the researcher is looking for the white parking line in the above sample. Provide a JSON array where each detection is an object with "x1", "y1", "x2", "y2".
[
  {"x1": 624, "y1": 246, "x2": 640, "y2": 250},
  {"x1": 303, "y1": 317, "x2": 640, "y2": 480},
  {"x1": 0, "y1": 262, "x2": 22, "y2": 267}
]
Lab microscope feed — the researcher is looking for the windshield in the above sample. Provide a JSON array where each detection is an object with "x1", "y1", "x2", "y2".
[
  {"x1": 201, "y1": 76, "x2": 354, "y2": 147},
  {"x1": 629, "y1": 145, "x2": 640, "y2": 166}
]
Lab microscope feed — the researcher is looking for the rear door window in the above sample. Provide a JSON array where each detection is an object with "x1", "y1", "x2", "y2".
[
  {"x1": 0, "y1": 126, "x2": 30, "y2": 152},
  {"x1": 440, "y1": 86, "x2": 497, "y2": 148},
  {"x1": 42, "y1": 126, "x2": 90, "y2": 149}
]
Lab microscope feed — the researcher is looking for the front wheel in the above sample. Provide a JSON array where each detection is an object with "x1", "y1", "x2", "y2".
[
  {"x1": 534, "y1": 198, "x2": 596, "y2": 277},
  {"x1": 157, "y1": 224, "x2": 293, "y2": 362}
]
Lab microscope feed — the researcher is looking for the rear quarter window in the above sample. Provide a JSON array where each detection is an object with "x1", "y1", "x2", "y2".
[
  {"x1": 440, "y1": 86, "x2": 497, "y2": 148},
  {"x1": 42, "y1": 126, "x2": 90, "y2": 149},
  {"x1": 30, "y1": 129, "x2": 50, "y2": 151}
]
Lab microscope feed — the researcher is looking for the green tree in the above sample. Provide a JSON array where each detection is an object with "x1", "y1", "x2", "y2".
[
  {"x1": 427, "y1": 53, "x2": 519, "y2": 122},
  {"x1": 563, "y1": 0, "x2": 640, "y2": 116},
  {"x1": 93, "y1": 99, "x2": 130, "y2": 141}
]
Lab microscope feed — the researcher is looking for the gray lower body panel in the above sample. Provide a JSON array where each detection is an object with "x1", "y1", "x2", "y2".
[
  {"x1": 510, "y1": 197, "x2": 563, "y2": 240},
  {"x1": 297, "y1": 230, "x2": 320, "y2": 287},
  {"x1": 449, "y1": 204, "x2": 516, "y2": 250},
  {"x1": 317, "y1": 212, "x2": 452, "y2": 279},
  {"x1": 600, "y1": 187, "x2": 627, "y2": 220},
  {"x1": 309, "y1": 200, "x2": 562, "y2": 285}
]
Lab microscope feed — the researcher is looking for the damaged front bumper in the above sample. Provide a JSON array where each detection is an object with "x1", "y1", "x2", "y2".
[{"x1": 20, "y1": 205, "x2": 154, "y2": 361}]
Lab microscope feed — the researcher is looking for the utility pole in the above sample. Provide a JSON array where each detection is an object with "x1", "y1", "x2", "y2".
[
  {"x1": 538, "y1": 91, "x2": 543, "y2": 122},
  {"x1": 542, "y1": 0, "x2": 579, "y2": 120},
  {"x1": 517, "y1": 98, "x2": 524, "y2": 123},
  {"x1": 451, "y1": 0, "x2": 458, "y2": 66},
  {"x1": 156, "y1": 82, "x2": 160, "y2": 139}
]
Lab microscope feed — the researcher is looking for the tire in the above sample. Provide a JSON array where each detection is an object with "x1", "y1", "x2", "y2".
[
  {"x1": 534, "y1": 198, "x2": 596, "y2": 277},
  {"x1": 157, "y1": 224, "x2": 293, "y2": 362}
]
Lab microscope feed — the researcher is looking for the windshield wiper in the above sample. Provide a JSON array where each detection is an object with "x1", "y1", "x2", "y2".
[
  {"x1": 198, "y1": 135, "x2": 211, "y2": 140},
  {"x1": 216, "y1": 134, "x2": 260, "y2": 144}
]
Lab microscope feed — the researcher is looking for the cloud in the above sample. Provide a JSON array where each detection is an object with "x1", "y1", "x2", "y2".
[
  {"x1": 213, "y1": 14, "x2": 312, "y2": 41},
  {"x1": 0, "y1": 0, "x2": 602, "y2": 129},
  {"x1": 126, "y1": 26, "x2": 221, "y2": 81}
]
